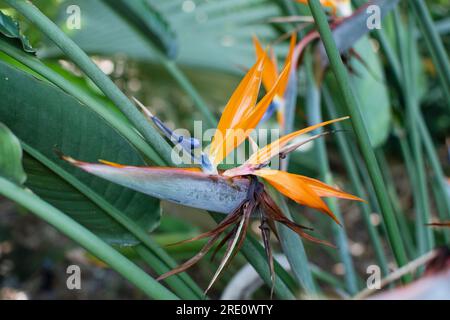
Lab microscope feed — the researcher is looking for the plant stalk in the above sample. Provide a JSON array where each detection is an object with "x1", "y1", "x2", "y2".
[
  {"x1": 323, "y1": 86, "x2": 390, "y2": 276},
  {"x1": 393, "y1": 8, "x2": 433, "y2": 255},
  {"x1": 410, "y1": 0, "x2": 450, "y2": 109},
  {"x1": 134, "y1": 244, "x2": 200, "y2": 299},
  {"x1": 307, "y1": 0, "x2": 410, "y2": 277}
]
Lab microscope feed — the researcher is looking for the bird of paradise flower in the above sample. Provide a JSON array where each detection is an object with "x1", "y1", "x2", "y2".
[{"x1": 62, "y1": 41, "x2": 362, "y2": 294}]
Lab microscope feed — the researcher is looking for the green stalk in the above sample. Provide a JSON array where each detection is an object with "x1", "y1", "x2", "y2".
[
  {"x1": 305, "y1": 60, "x2": 358, "y2": 295},
  {"x1": 429, "y1": 182, "x2": 450, "y2": 243},
  {"x1": 375, "y1": 144, "x2": 416, "y2": 259},
  {"x1": 410, "y1": 0, "x2": 450, "y2": 108},
  {"x1": 137, "y1": 236, "x2": 204, "y2": 298},
  {"x1": 416, "y1": 116, "x2": 450, "y2": 221},
  {"x1": 307, "y1": 0, "x2": 410, "y2": 276},
  {"x1": 394, "y1": 8, "x2": 433, "y2": 255},
  {"x1": 5, "y1": 0, "x2": 175, "y2": 165},
  {"x1": 134, "y1": 244, "x2": 199, "y2": 299},
  {"x1": 416, "y1": 117, "x2": 450, "y2": 243},
  {"x1": 396, "y1": 132, "x2": 425, "y2": 256},
  {"x1": 0, "y1": 40, "x2": 164, "y2": 166},
  {"x1": 309, "y1": 264, "x2": 346, "y2": 290},
  {"x1": 0, "y1": 176, "x2": 178, "y2": 300},
  {"x1": 323, "y1": 86, "x2": 389, "y2": 276}
]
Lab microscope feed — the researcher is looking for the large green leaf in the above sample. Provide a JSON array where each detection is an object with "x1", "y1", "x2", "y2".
[
  {"x1": 41, "y1": 0, "x2": 284, "y2": 74},
  {"x1": 0, "y1": 122, "x2": 26, "y2": 184},
  {"x1": 102, "y1": 0, "x2": 177, "y2": 58},
  {"x1": 0, "y1": 59, "x2": 160, "y2": 245}
]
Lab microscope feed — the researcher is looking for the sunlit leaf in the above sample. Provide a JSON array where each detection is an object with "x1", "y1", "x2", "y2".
[
  {"x1": 0, "y1": 10, "x2": 35, "y2": 54},
  {"x1": 0, "y1": 122, "x2": 26, "y2": 184}
]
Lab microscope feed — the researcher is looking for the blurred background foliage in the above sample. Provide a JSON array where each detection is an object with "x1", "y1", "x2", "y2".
[{"x1": 0, "y1": 0, "x2": 449, "y2": 299}]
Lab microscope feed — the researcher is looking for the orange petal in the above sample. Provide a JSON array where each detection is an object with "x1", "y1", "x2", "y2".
[
  {"x1": 270, "y1": 47, "x2": 279, "y2": 75},
  {"x1": 254, "y1": 169, "x2": 340, "y2": 224},
  {"x1": 209, "y1": 57, "x2": 264, "y2": 165},
  {"x1": 209, "y1": 59, "x2": 292, "y2": 166},
  {"x1": 295, "y1": 175, "x2": 364, "y2": 202},
  {"x1": 240, "y1": 61, "x2": 291, "y2": 127},
  {"x1": 277, "y1": 33, "x2": 296, "y2": 98},
  {"x1": 253, "y1": 35, "x2": 278, "y2": 93},
  {"x1": 247, "y1": 116, "x2": 349, "y2": 165}
]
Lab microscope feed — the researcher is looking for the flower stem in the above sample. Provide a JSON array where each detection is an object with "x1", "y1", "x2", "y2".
[
  {"x1": 307, "y1": 0, "x2": 410, "y2": 277},
  {"x1": 393, "y1": 8, "x2": 434, "y2": 255},
  {"x1": 323, "y1": 86, "x2": 390, "y2": 276},
  {"x1": 374, "y1": 144, "x2": 416, "y2": 259}
]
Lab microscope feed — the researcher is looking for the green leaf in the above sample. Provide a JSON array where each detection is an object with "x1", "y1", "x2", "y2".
[
  {"x1": 325, "y1": 37, "x2": 391, "y2": 148},
  {"x1": 348, "y1": 37, "x2": 392, "y2": 147},
  {"x1": 102, "y1": 0, "x2": 177, "y2": 58},
  {"x1": 0, "y1": 122, "x2": 26, "y2": 184},
  {"x1": 0, "y1": 10, "x2": 35, "y2": 54},
  {"x1": 0, "y1": 59, "x2": 160, "y2": 245},
  {"x1": 42, "y1": 0, "x2": 284, "y2": 74}
]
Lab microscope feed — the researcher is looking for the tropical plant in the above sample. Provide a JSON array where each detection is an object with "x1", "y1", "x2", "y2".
[{"x1": 0, "y1": 0, "x2": 448, "y2": 300}]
